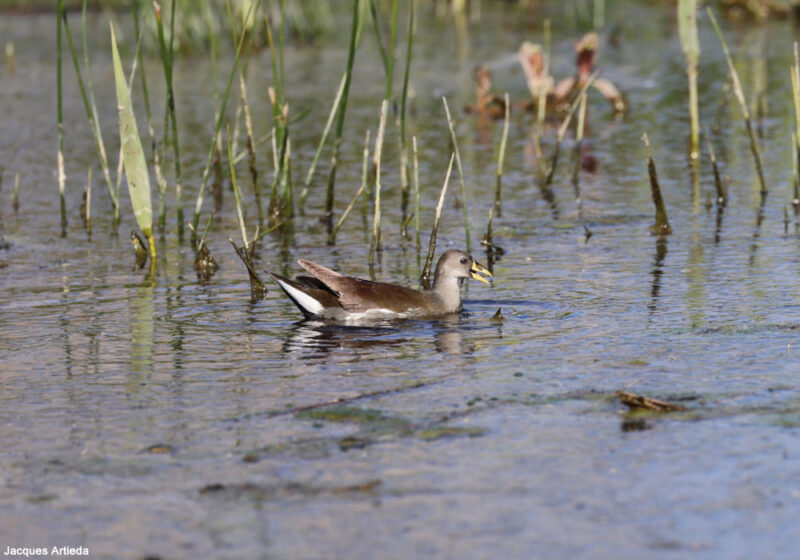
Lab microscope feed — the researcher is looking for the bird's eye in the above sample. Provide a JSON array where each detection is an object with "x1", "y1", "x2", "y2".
[{"x1": 459, "y1": 257, "x2": 468, "y2": 265}]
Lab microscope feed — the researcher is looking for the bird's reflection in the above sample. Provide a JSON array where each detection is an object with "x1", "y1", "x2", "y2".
[{"x1": 279, "y1": 314, "x2": 472, "y2": 357}]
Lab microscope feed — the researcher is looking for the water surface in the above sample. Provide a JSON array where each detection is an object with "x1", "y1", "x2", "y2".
[{"x1": 2, "y1": 3, "x2": 800, "y2": 559}]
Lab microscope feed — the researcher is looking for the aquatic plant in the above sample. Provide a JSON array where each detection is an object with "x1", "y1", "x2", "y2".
[
  {"x1": 494, "y1": 92, "x2": 510, "y2": 215},
  {"x1": 412, "y1": 136, "x2": 421, "y2": 252},
  {"x1": 707, "y1": 7, "x2": 767, "y2": 195},
  {"x1": 442, "y1": 97, "x2": 472, "y2": 252},
  {"x1": 398, "y1": 0, "x2": 415, "y2": 235},
  {"x1": 369, "y1": 100, "x2": 389, "y2": 269},
  {"x1": 791, "y1": 43, "x2": 800, "y2": 212},
  {"x1": 329, "y1": 130, "x2": 371, "y2": 245},
  {"x1": 543, "y1": 72, "x2": 597, "y2": 188},
  {"x1": 62, "y1": 0, "x2": 122, "y2": 227},
  {"x1": 226, "y1": 124, "x2": 268, "y2": 301},
  {"x1": 324, "y1": 0, "x2": 365, "y2": 234},
  {"x1": 642, "y1": 133, "x2": 671, "y2": 236},
  {"x1": 420, "y1": 152, "x2": 455, "y2": 288},
  {"x1": 111, "y1": 22, "x2": 156, "y2": 262},
  {"x1": 191, "y1": 0, "x2": 261, "y2": 241},
  {"x1": 679, "y1": 0, "x2": 700, "y2": 162},
  {"x1": 56, "y1": 0, "x2": 67, "y2": 236},
  {"x1": 154, "y1": 0, "x2": 184, "y2": 237}
]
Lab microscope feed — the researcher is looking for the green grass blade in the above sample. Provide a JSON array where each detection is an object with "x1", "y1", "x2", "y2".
[{"x1": 110, "y1": 22, "x2": 153, "y2": 244}]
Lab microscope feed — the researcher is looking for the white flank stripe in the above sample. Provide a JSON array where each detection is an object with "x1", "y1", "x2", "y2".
[{"x1": 277, "y1": 278, "x2": 324, "y2": 317}]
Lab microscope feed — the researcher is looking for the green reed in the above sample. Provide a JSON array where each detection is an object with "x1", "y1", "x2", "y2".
[
  {"x1": 442, "y1": 96, "x2": 471, "y2": 251},
  {"x1": 707, "y1": 8, "x2": 767, "y2": 195},
  {"x1": 421, "y1": 152, "x2": 455, "y2": 288}
]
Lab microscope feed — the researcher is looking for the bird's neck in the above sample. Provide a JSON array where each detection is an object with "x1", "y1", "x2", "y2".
[{"x1": 431, "y1": 274, "x2": 463, "y2": 313}]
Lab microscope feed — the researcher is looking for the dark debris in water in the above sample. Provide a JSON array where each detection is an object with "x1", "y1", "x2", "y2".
[
  {"x1": 198, "y1": 479, "x2": 382, "y2": 500},
  {"x1": 143, "y1": 444, "x2": 174, "y2": 454},
  {"x1": 618, "y1": 391, "x2": 686, "y2": 412},
  {"x1": 130, "y1": 231, "x2": 148, "y2": 269},
  {"x1": 194, "y1": 243, "x2": 219, "y2": 282}
]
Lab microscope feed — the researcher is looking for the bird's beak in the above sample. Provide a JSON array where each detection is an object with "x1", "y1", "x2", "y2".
[{"x1": 470, "y1": 260, "x2": 492, "y2": 285}]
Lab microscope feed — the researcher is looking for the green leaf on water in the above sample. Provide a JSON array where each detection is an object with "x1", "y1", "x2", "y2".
[{"x1": 110, "y1": 21, "x2": 152, "y2": 239}]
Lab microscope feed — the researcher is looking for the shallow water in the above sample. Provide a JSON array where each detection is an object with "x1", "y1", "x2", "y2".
[{"x1": 2, "y1": 2, "x2": 800, "y2": 559}]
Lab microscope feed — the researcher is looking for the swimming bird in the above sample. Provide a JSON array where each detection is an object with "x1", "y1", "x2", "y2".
[{"x1": 269, "y1": 249, "x2": 492, "y2": 321}]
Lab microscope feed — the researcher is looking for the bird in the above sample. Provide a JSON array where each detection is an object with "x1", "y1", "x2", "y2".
[{"x1": 268, "y1": 249, "x2": 492, "y2": 321}]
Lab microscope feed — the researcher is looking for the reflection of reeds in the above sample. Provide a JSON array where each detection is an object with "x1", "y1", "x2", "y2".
[
  {"x1": 421, "y1": 153, "x2": 455, "y2": 288},
  {"x1": 679, "y1": 0, "x2": 700, "y2": 161},
  {"x1": 707, "y1": 8, "x2": 767, "y2": 195},
  {"x1": 81, "y1": 169, "x2": 91, "y2": 235},
  {"x1": 642, "y1": 133, "x2": 671, "y2": 236},
  {"x1": 442, "y1": 97, "x2": 471, "y2": 251},
  {"x1": 704, "y1": 128, "x2": 726, "y2": 206}
]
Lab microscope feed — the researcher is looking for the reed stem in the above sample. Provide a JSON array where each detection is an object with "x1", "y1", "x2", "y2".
[
  {"x1": 133, "y1": 0, "x2": 166, "y2": 235},
  {"x1": 325, "y1": 0, "x2": 364, "y2": 232},
  {"x1": 707, "y1": 8, "x2": 767, "y2": 195},
  {"x1": 227, "y1": 123, "x2": 249, "y2": 250},
  {"x1": 642, "y1": 132, "x2": 672, "y2": 235},
  {"x1": 57, "y1": 0, "x2": 67, "y2": 236},
  {"x1": 191, "y1": 0, "x2": 262, "y2": 239},
  {"x1": 329, "y1": 130, "x2": 371, "y2": 244},
  {"x1": 442, "y1": 96, "x2": 471, "y2": 251},
  {"x1": 421, "y1": 152, "x2": 455, "y2": 288},
  {"x1": 301, "y1": 73, "x2": 346, "y2": 209},
  {"x1": 572, "y1": 90, "x2": 588, "y2": 197},
  {"x1": 792, "y1": 43, "x2": 800, "y2": 212},
  {"x1": 679, "y1": 0, "x2": 700, "y2": 161},
  {"x1": 398, "y1": 0, "x2": 415, "y2": 232},
  {"x1": 370, "y1": 100, "x2": 389, "y2": 267},
  {"x1": 495, "y1": 92, "x2": 510, "y2": 214},
  {"x1": 5, "y1": 42, "x2": 14, "y2": 75},
  {"x1": 544, "y1": 72, "x2": 597, "y2": 188},
  {"x1": 412, "y1": 135, "x2": 420, "y2": 252}
]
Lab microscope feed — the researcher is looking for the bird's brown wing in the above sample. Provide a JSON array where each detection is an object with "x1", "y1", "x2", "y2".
[{"x1": 298, "y1": 260, "x2": 432, "y2": 313}]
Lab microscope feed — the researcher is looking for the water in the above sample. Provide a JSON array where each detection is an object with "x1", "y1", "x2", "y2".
[{"x1": 2, "y1": 3, "x2": 800, "y2": 559}]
